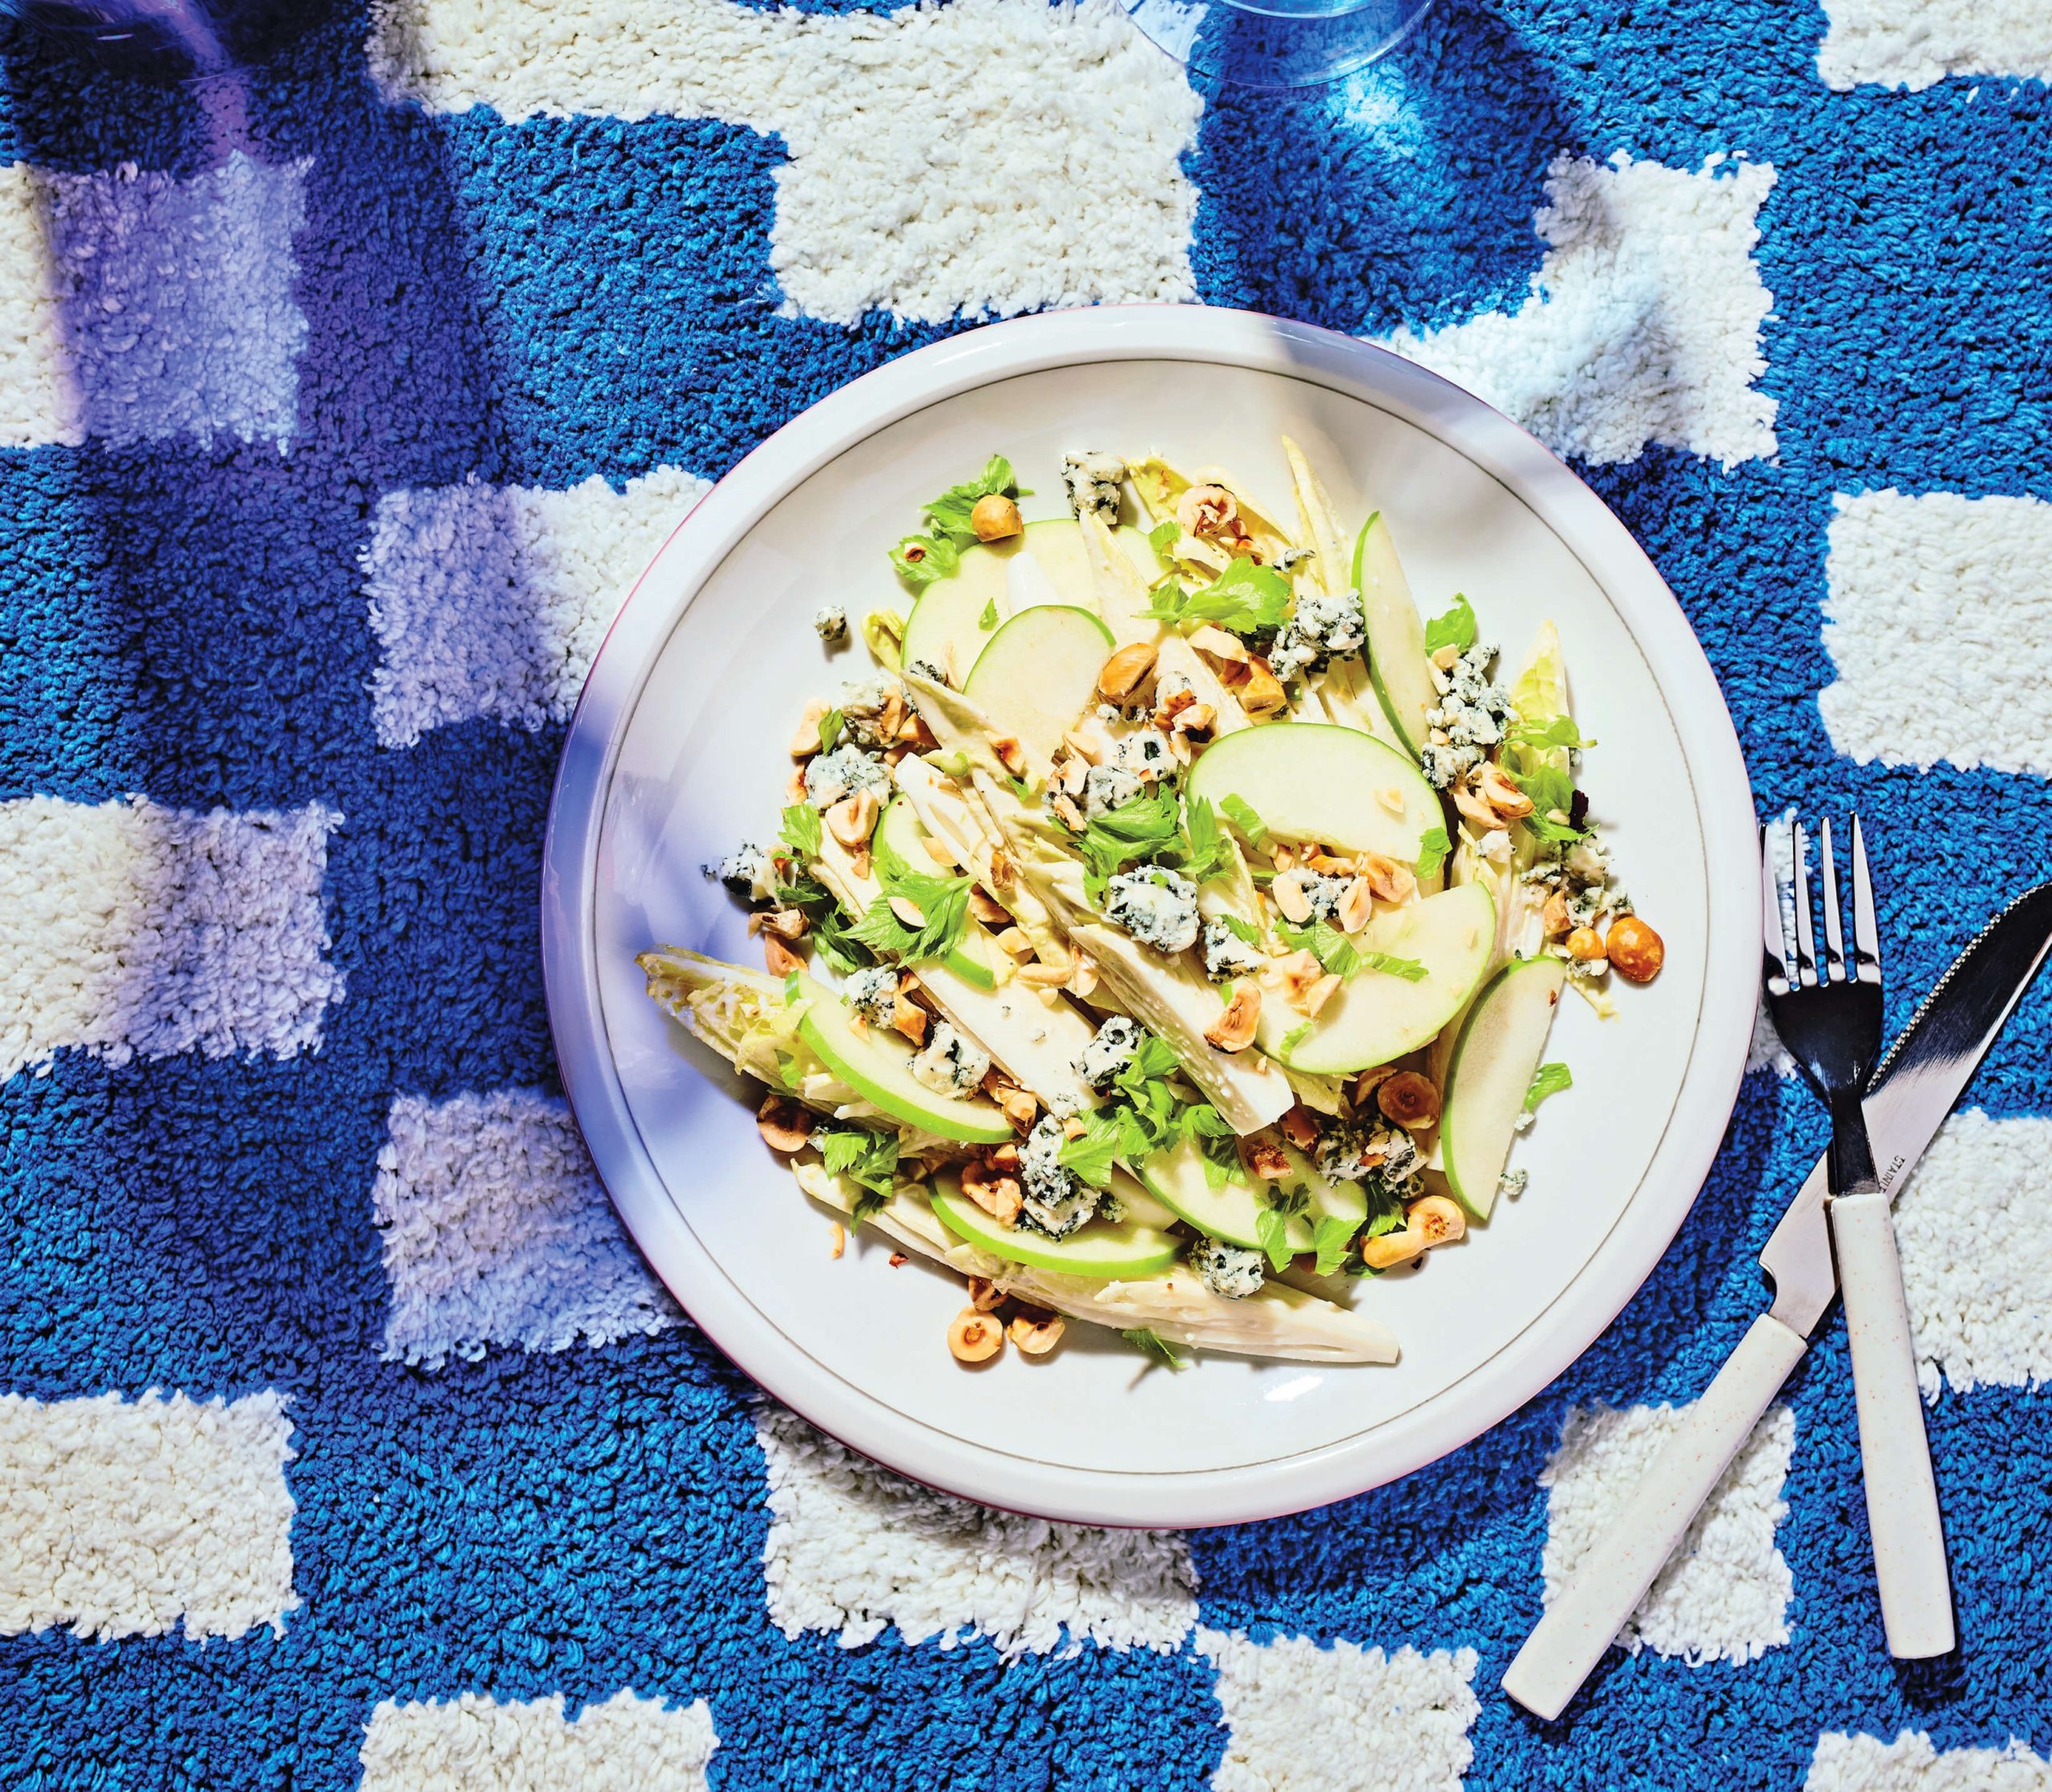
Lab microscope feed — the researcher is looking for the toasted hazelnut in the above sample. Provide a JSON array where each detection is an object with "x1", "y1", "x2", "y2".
[
  {"x1": 1335, "y1": 877, "x2": 1374, "y2": 935},
  {"x1": 948, "y1": 1307, "x2": 1004, "y2": 1362},
  {"x1": 1431, "y1": 643, "x2": 1462, "y2": 671},
  {"x1": 1360, "y1": 1227, "x2": 1428, "y2": 1270},
  {"x1": 1378, "y1": 784, "x2": 1409, "y2": 814},
  {"x1": 1541, "y1": 890, "x2": 1571, "y2": 937},
  {"x1": 1409, "y1": 1194, "x2": 1466, "y2": 1246},
  {"x1": 1067, "y1": 955, "x2": 1100, "y2": 999},
  {"x1": 825, "y1": 789, "x2": 879, "y2": 849},
  {"x1": 1237, "y1": 658, "x2": 1287, "y2": 720},
  {"x1": 1008, "y1": 1312, "x2": 1064, "y2": 1356},
  {"x1": 988, "y1": 848, "x2": 1016, "y2": 891},
  {"x1": 786, "y1": 765, "x2": 809, "y2": 805},
  {"x1": 1279, "y1": 1104, "x2": 1320, "y2": 1151},
  {"x1": 1359, "y1": 853, "x2": 1416, "y2": 904},
  {"x1": 988, "y1": 733, "x2": 1028, "y2": 776},
  {"x1": 890, "y1": 1252, "x2": 909, "y2": 1267},
  {"x1": 890, "y1": 995, "x2": 928, "y2": 1045},
  {"x1": 1303, "y1": 972, "x2": 1343, "y2": 1018},
  {"x1": 1351, "y1": 1064, "x2": 1395, "y2": 1110},
  {"x1": 1271, "y1": 842, "x2": 1296, "y2": 873},
  {"x1": 1171, "y1": 702, "x2": 1215, "y2": 737},
  {"x1": 755, "y1": 1093, "x2": 811, "y2": 1153},
  {"x1": 760, "y1": 907, "x2": 810, "y2": 940},
  {"x1": 1015, "y1": 960, "x2": 1070, "y2": 987},
  {"x1": 889, "y1": 894, "x2": 928, "y2": 929},
  {"x1": 966, "y1": 1274, "x2": 1005, "y2": 1312},
  {"x1": 826, "y1": 1220, "x2": 846, "y2": 1257},
  {"x1": 1176, "y1": 483, "x2": 1242, "y2": 539},
  {"x1": 1097, "y1": 641, "x2": 1158, "y2": 700},
  {"x1": 960, "y1": 1160, "x2": 1023, "y2": 1226},
  {"x1": 971, "y1": 494, "x2": 1023, "y2": 542},
  {"x1": 967, "y1": 887, "x2": 1010, "y2": 924},
  {"x1": 1453, "y1": 763, "x2": 1536, "y2": 832},
  {"x1": 994, "y1": 926, "x2": 1035, "y2": 959},
  {"x1": 1244, "y1": 1134, "x2": 1291, "y2": 1180},
  {"x1": 1267, "y1": 949, "x2": 1324, "y2": 1007},
  {"x1": 790, "y1": 699, "x2": 828, "y2": 757},
  {"x1": 1606, "y1": 915, "x2": 1665, "y2": 983},
  {"x1": 1205, "y1": 983, "x2": 1262, "y2": 1052},
  {"x1": 1187, "y1": 624, "x2": 1249, "y2": 664},
  {"x1": 1271, "y1": 869, "x2": 1315, "y2": 924},
  {"x1": 1376, "y1": 1070, "x2": 1441, "y2": 1130},
  {"x1": 1565, "y1": 926, "x2": 1607, "y2": 963},
  {"x1": 764, "y1": 933, "x2": 806, "y2": 976}
]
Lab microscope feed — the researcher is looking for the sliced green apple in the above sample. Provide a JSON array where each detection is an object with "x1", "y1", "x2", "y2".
[
  {"x1": 1185, "y1": 720, "x2": 1440, "y2": 863},
  {"x1": 1258, "y1": 881, "x2": 1497, "y2": 1074},
  {"x1": 1355, "y1": 514, "x2": 1437, "y2": 761},
  {"x1": 900, "y1": 519, "x2": 1150, "y2": 687},
  {"x1": 929, "y1": 1170, "x2": 1181, "y2": 1277},
  {"x1": 794, "y1": 975, "x2": 1012, "y2": 1144},
  {"x1": 1440, "y1": 955, "x2": 1566, "y2": 1220},
  {"x1": 873, "y1": 797, "x2": 996, "y2": 989},
  {"x1": 963, "y1": 603, "x2": 1114, "y2": 771},
  {"x1": 1137, "y1": 1136, "x2": 1364, "y2": 1252}
]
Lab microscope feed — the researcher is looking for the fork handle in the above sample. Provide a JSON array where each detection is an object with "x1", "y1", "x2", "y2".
[
  {"x1": 1829, "y1": 1189, "x2": 1956, "y2": 1658},
  {"x1": 1501, "y1": 1313, "x2": 1807, "y2": 1720}
]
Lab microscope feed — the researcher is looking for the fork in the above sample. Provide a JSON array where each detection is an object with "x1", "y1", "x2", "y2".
[{"x1": 1766, "y1": 815, "x2": 1954, "y2": 1658}]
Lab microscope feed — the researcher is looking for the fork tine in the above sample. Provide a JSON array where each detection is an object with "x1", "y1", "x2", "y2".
[
  {"x1": 1761, "y1": 825, "x2": 1790, "y2": 995},
  {"x1": 1791, "y1": 821, "x2": 1818, "y2": 987},
  {"x1": 1820, "y1": 816, "x2": 1846, "y2": 982},
  {"x1": 1851, "y1": 813, "x2": 1881, "y2": 985}
]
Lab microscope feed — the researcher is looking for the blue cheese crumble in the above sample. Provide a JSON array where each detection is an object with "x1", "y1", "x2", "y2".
[
  {"x1": 837, "y1": 676, "x2": 907, "y2": 749},
  {"x1": 1316, "y1": 1121, "x2": 1420, "y2": 1187},
  {"x1": 905, "y1": 656, "x2": 948, "y2": 686},
  {"x1": 1112, "y1": 729, "x2": 1174, "y2": 781},
  {"x1": 843, "y1": 965, "x2": 899, "y2": 1027},
  {"x1": 1201, "y1": 918, "x2": 1267, "y2": 982},
  {"x1": 1421, "y1": 642, "x2": 1515, "y2": 790},
  {"x1": 1187, "y1": 1234, "x2": 1266, "y2": 1298},
  {"x1": 1104, "y1": 866, "x2": 1201, "y2": 953},
  {"x1": 713, "y1": 842, "x2": 777, "y2": 903},
  {"x1": 1020, "y1": 1116, "x2": 1099, "y2": 1237},
  {"x1": 813, "y1": 605, "x2": 848, "y2": 644},
  {"x1": 1082, "y1": 763, "x2": 1144, "y2": 818},
  {"x1": 804, "y1": 745, "x2": 891, "y2": 809},
  {"x1": 1076, "y1": 1015, "x2": 1142, "y2": 1092},
  {"x1": 1062, "y1": 450, "x2": 1126, "y2": 525},
  {"x1": 1268, "y1": 585, "x2": 1367, "y2": 683},
  {"x1": 909, "y1": 1021, "x2": 989, "y2": 1098}
]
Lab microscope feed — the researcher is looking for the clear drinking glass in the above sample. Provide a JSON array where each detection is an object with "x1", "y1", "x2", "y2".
[{"x1": 1125, "y1": 0, "x2": 1436, "y2": 90}]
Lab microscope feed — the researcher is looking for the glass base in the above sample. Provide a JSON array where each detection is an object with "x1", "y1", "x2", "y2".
[{"x1": 1125, "y1": 0, "x2": 1436, "y2": 90}]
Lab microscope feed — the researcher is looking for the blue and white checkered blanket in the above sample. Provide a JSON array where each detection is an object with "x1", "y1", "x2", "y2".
[{"x1": 4, "y1": 0, "x2": 2049, "y2": 1785}]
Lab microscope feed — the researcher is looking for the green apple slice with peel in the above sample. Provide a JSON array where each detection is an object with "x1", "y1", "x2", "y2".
[
  {"x1": 1258, "y1": 881, "x2": 1497, "y2": 1074},
  {"x1": 963, "y1": 603, "x2": 1114, "y2": 773},
  {"x1": 1440, "y1": 955, "x2": 1567, "y2": 1219},
  {"x1": 1186, "y1": 720, "x2": 1441, "y2": 863},
  {"x1": 929, "y1": 1170, "x2": 1182, "y2": 1277},
  {"x1": 900, "y1": 519, "x2": 1151, "y2": 687},
  {"x1": 873, "y1": 797, "x2": 996, "y2": 990},
  {"x1": 794, "y1": 975, "x2": 1012, "y2": 1144},
  {"x1": 1137, "y1": 1136, "x2": 1365, "y2": 1252},
  {"x1": 1355, "y1": 514, "x2": 1437, "y2": 760}
]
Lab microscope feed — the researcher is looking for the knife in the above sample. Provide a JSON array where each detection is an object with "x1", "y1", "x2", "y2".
[{"x1": 1501, "y1": 879, "x2": 2052, "y2": 1721}]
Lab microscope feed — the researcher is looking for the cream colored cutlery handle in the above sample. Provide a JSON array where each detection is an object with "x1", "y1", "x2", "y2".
[
  {"x1": 1501, "y1": 1313, "x2": 1807, "y2": 1721},
  {"x1": 1828, "y1": 1189, "x2": 1955, "y2": 1658}
]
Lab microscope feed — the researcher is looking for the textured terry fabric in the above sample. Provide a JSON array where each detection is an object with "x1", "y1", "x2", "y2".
[{"x1": 2, "y1": 1, "x2": 2051, "y2": 1788}]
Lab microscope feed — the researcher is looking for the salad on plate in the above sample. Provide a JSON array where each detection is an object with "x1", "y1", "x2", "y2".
[{"x1": 638, "y1": 442, "x2": 1664, "y2": 1370}]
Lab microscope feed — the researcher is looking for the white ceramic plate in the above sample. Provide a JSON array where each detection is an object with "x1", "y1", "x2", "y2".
[{"x1": 542, "y1": 306, "x2": 1758, "y2": 1528}]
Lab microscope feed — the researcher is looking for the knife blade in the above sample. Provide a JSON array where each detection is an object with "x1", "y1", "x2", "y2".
[
  {"x1": 1762, "y1": 878, "x2": 2052, "y2": 1336},
  {"x1": 1504, "y1": 878, "x2": 2052, "y2": 1720}
]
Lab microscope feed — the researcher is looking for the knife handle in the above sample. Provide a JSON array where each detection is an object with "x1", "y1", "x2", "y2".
[
  {"x1": 1501, "y1": 1313, "x2": 1807, "y2": 1721},
  {"x1": 1828, "y1": 1189, "x2": 1956, "y2": 1658}
]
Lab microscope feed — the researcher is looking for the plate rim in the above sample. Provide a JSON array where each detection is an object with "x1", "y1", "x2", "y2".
[{"x1": 542, "y1": 304, "x2": 1760, "y2": 1528}]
